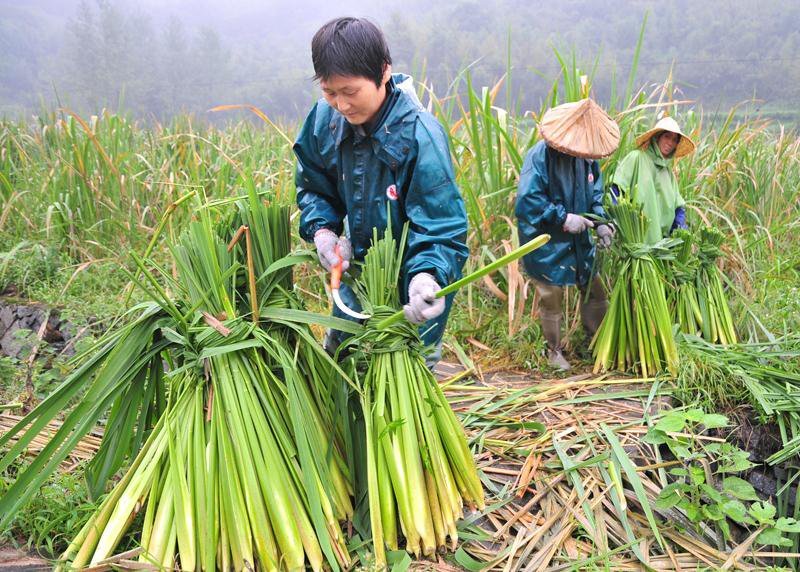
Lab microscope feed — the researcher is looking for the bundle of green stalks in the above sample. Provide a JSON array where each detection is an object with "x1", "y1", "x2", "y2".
[
  {"x1": 591, "y1": 198, "x2": 680, "y2": 376},
  {"x1": 0, "y1": 190, "x2": 355, "y2": 571},
  {"x1": 675, "y1": 334, "x2": 800, "y2": 464},
  {"x1": 342, "y1": 226, "x2": 485, "y2": 567},
  {"x1": 669, "y1": 229, "x2": 703, "y2": 336},
  {"x1": 695, "y1": 227, "x2": 737, "y2": 345}
]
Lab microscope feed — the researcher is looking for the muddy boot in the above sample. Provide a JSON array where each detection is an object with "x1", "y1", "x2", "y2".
[
  {"x1": 540, "y1": 313, "x2": 571, "y2": 371},
  {"x1": 547, "y1": 347, "x2": 571, "y2": 370}
]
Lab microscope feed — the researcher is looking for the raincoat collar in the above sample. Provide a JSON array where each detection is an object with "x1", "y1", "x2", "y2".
[
  {"x1": 648, "y1": 138, "x2": 672, "y2": 167},
  {"x1": 332, "y1": 73, "x2": 420, "y2": 150}
]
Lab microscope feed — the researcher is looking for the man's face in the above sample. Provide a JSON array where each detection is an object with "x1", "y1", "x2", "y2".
[
  {"x1": 320, "y1": 67, "x2": 391, "y2": 126},
  {"x1": 657, "y1": 131, "x2": 680, "y2": 157}
]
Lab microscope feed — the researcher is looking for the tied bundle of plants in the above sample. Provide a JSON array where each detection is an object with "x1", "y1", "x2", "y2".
[
  {"x1": 695, "y1": 227, "x2": 737, "y2": 345},
  {"x1": 591, "y1": 197, "x2": 680, "y2": 376},
  {"x1": 0, "y1": 189, "x2": 355, "y2": 571},
  {"x1": 342, "y1": 225, "x2": 549, "y2": 566},
  {"x1": 343, "y1": 225, "x2": 484, "y2": 566},
  {"x1": 669, "y1": 229, "x2": 703, "y2": 336}
]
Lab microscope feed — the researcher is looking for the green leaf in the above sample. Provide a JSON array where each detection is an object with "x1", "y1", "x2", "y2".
[
  {"x1": 700, "y1": 483, "x2": 724, "y2": 503},
  {"x1": 656, "y1": 484, "x2": 681, "y2": 510},
  {"x1": 702, "y1": 504, "x2": 725, "y2": 521},
  {"x1": 689, "y1": 465, "x2": 706, "y2": 485},
  {"x1": 749, "y1": 501, "x2": 777, "y2": 524},
  {"x1": 671, "y1": 445, "x2": 692, "y2": 460},
  {"x1": 718, "y1": 448, "x2": 755, "y2": 473},
  {"x1": 655, "y1": 412, "x2": 686, "y2": 433},
  {"x1": 775, "y1": 517, "x2": 800, "y2": 533},
  {"x1": 681, "y1": 500, "x2": 701, "y2": 522},
  {"x1": 454, "y1": 547, "x2": 486, "y2": 572},
  {"x1": 757, "y1": 527, "x2": 792, "y2": 547},
  {"x1": 684, "y1": 408, "x2": 705, "y2": 423},
  {"x1": 721, "y1": 499, "x2": 749, "y2": 523},
  {"x1": 719, "y1": 519, "x2": 731, "y2": 541},
  {"x1": 643, "y1": 428, "x2": 666, "y2": 445},
  {"x1": 601, "y1": 424, "x2": 665, "y2": 548},
  {"x1": 723, "y1": 476, "x2": 759, "y2": 501},
  {"x1": 701, "y1": 413, "x2": 729, "y2": 429},
  {"x1": 386, "y1": 550, "x2": 412, "y2": 572},
  {"x1": 670, "y1": 467, "x2": 688, "y2": 477}
]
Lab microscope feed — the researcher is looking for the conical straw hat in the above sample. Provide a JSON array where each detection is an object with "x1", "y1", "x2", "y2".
[
  {"x1": 635, "y1": 116, "x2": 696, "y2": 158},
  {"x1": 539, "y1": 98, "x2": 620, "y2": 159}
]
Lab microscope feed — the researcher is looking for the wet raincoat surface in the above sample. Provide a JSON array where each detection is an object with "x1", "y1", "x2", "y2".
[
  {"x1": 294, "y1": 73, "x2": 468, "y2": 346},
  {"x1": 515, "y1": 140, "x2": 606, "y2": 286},
  {"x1": 611, "y1": 140, "x2": 686, "y2": 244}
]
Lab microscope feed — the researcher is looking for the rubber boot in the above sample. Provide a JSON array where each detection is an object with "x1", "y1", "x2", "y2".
[{"x1": 540, "y1": 313, "x2": 571, "y2": 371}]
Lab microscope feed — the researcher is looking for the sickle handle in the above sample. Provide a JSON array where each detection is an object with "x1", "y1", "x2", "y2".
[{"x1": 331, "y1": 244, "x2": 343, "y2": 289}]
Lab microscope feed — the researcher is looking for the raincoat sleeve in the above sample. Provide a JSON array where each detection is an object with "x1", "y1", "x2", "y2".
[
  {"x1": 610, "y1": 150, "x2": 639, "y2": 196},
  {"x1": 293, "y1": 103, "x2": 346, "y2": 242},
  {"x1": 403, "y1": 117, "x2": 468, "y2": 288},
  {"x1": 515, "y1": 144, "x2": 568, "y2": 237},
  {"x1": 590, "y1": 161, "x2": 607, "y2": 220}
]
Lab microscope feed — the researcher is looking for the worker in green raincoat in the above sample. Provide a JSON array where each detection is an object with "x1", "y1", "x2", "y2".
[
  {"x1": 515, "y1": 99, "x2": 620, "y2": 370},
  {"x1": 294, "y1": 17, "x2": 468, "y2": 366},
  {"x1": 611, "y1": 116, "x2": 697, "y2": 243}
]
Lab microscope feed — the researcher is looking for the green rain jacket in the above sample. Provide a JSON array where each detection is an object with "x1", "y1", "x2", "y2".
[{"x1": 611, "y1": 140, "x2": 686, "y2": 244}]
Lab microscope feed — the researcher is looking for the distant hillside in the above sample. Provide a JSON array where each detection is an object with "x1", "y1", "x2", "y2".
[{"x1": 1, "y1": 0, "x2": 798, "y2": 122}]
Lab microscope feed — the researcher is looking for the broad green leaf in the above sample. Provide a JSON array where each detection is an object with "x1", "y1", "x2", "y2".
[
  {"x1": 689, "y1": 465, "x2": 706, "y2": 485},
  {"x1": 775, "y1": 517, "x2": 800, "y2": 533},
  {"x1": 757, "y1": 527, "x2": 792, "y2": 547},
  {"x1": 655, "y1": 412, "x2": 686, "y2": 433},
  {"x1": 749, "y1": 501, "x2": 777, "y2": 524},
  {"x1": 684, "y1": 408, "x2": 705, "y2": 423},
  {"x1": 721, "y1": 499, "x2": 749, "y2": 523},
  {"x1": 700, "y1": 483, "x2": 724, "y2": 503},
  {"x1": 701, "y1": 504, "x2": 724, "y2": 521},
  {"x1": 701, "y1": 413, "x2": 729, "y2": 429},
  {"x1": 723, "y1": 476, "x2": 759, "y2": 501}
]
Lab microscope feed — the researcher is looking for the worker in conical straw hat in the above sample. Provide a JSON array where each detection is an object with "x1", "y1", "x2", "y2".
[
  {"x1": 611, "y1": 115, "x2": 697, "y2": 244},
  {"x1": 515, "y1": 97, "x2": 620, "y2": 371}
]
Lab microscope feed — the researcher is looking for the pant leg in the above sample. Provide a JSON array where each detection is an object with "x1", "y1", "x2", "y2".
[
  {"x1": 534, "y1": 280, "x2": 564, "y2": 350},
  {"x1": 579, "y1": 274, "x2": 608, "y2": 337}
]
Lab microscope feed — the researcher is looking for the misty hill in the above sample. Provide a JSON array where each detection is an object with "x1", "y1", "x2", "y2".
[{"x1": 1, "y1": 0, "x2": 798, "y2": 122}]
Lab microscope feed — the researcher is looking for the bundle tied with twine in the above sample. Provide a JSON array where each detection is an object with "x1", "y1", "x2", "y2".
[
  {"x1": 340, "y1": 224, "x2": 485, "y2": 567},
  {"x1": 591, "y1": 197, "x2": 680, "y2": 376}
]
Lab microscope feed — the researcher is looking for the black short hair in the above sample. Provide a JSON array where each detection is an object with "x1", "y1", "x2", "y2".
[{"x1": 311, "y1": 17, "x2": 392, "y2": 87}]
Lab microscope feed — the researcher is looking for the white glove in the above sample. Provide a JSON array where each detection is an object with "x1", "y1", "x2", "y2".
[
  {"x1": 403, "y1": 273, "x2": 445, "y2": 324},
  {"x1": 596, "y1": 224, "x2": 614, "y2": 249},
  {"x1": 562, "y1": 214, "x2": 594, "y2": 234},
  {"x1": 314, "y1": 229, "x2": 352, "y2": 271}
]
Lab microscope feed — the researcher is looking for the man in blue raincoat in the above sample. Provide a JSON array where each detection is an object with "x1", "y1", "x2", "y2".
[
  {"x1": 294, "y1": 17, "x2": 468, "y2": 365},
  {"x1": 515, "y1": 98, "x2": 620, "y2": 370}
]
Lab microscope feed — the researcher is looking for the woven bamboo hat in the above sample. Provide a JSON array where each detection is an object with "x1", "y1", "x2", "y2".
[
  {"x1": 635, "y1": 116, "x2": 696, "y2": 158},
  {"x1": 539, "y1": 98, "x2": 620, "y2": 159}
]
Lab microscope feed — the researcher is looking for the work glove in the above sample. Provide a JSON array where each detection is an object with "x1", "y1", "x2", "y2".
[
  {"x1": 595, "y1": 224, "x2": 614, "y2": 249},
  {"x1": 403, "y1": 273, "x2": 445, "y2": 324},
  {"x1": 562, "y1": 213, "x2": 594, "y2": 234},
  {"x1": 314, "y1": 228, "x2": 352, "y2": 271}
]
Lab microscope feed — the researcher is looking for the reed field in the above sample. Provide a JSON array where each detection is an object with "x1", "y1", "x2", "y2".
[{"x1": 1, "y1": 44, "x2": 800, "y2": 570}]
